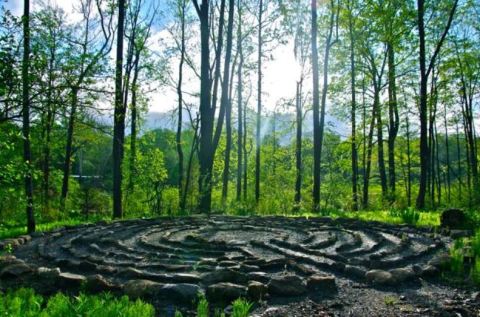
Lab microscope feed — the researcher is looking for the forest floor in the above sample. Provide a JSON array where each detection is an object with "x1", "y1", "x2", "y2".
[{"x1": 0, "y1": 216, "x2": 479, "y2": 316}]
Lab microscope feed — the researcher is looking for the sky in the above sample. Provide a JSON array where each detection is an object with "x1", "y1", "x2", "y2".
[{"x1": 3, "y1": 0, "x2": 304, "y2": 115}]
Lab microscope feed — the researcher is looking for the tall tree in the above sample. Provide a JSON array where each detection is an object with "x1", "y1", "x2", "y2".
[
  {"x1": 22, "y1": 0, "x2": 35, "y2": 233},
  {"x1": 236, "y1": 0, "x2": 244, "y2": 201},
  {"x1": 112, "y1": 0, "x2": 126, "y2": 219},
  {"x1": 255, "y1": 0, "x2": 264, "y2": 204},
  {"x1": 416, "y1": 0, "x2": 458, "y2": 209},
  {"x1": 311, "y1": 0, "x2": 320, "y2": 211}
]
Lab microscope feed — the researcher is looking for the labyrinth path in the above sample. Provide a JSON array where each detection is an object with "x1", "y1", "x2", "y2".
[{"x1": 1, "y1": 216, "x2": 453, "y2": 307}]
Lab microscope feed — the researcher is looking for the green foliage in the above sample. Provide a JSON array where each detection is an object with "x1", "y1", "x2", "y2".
[
  {"x1": 0, "y1": 289, "x2": 154, "y2": 317},
  {"x1": 196, "y1": 294, "x2": 209, "y2": 317},
  {"x1": 447, "y1": 230, "x2": 480, "y2": 286},
  {"x1": 389, "y1": 207, "x2": 420, "y2": 225},
  {"x1": 232, "y1": 298, "x2": 253, "y2": 317}
]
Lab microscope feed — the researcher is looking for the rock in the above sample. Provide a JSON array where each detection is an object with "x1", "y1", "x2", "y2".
[
  {"x1": 37, "y1": 267, "x2": 61, "y2": 280},
  {"x1": 421, "y1": 265, "x2": 439, "y2": 277},
  {"x1": 201, "y1": 268, "x2": 247, "y2": 285},
  {"x1": 124, "y1": 279, "x2": 162, "y2": 299},
  {"x1": 58, "y1": 272, "x2": 87, "y2": 289},
  {"x1": 0, "y1": 255, "x2": 24, "y2": 271},
  {"x1": 365, "y1": 270, "x2": 395, "y2": 285},
  {"x1": 247, "y1": 281, "x2": 268, "y2": 300},
  {"x1": 85, "y1": 274, "x2": 118, "y2": 293},
  {"x1": 344, "y1": 265, "x2": 366, "y2": 279},
  {"x1": 306, "y1": 274, "x2": 337, "y2": 292},
  {"x1": 428, "y1": 253, "x2": 451, "y2": 269},
  {"x1": 450, "y1": 230, "x2": 472, "y2": 239},
  {"x1": 267, "y1": 275, "x2": 306, "y2": 296},
  {"x1": 440, "y1": 209, "x2": 467, "y2": 229},
  {"x1": 158, "y1": 283, "x2": 203, "y2": 304},
  {"x1": 0, "y1": 263, "x2": 33, "y2": 278},
  {"x1": 389, "y1": 267, "x2": 416, "y2": 283},
  {"x1": 206, "y1": 282, "x2": 247, "y2": 303},
  {"x1": 247, "y1": 272, "x2": 270, "y2": 284}
]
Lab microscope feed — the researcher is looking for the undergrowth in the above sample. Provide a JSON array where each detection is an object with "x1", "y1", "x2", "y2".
[
  {"x1": 446, "y1": 230, "x2": 480, "y2": 286},
  {"x1": 0, "y1": 288, "x2": 154, "y2": 317}
]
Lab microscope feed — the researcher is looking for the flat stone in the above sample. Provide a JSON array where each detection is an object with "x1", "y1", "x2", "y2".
[
  {"x1": 124, "y1": 279, "x2": 162, "y2": 299},
  {"x1": 206, "y1": 282, "x2": 247, "y2": 303},
  {"x1": 0, "y1": 263, "x2": 33, "y2": 278},
  {"x1": 247, "y1": 271, "x2": 270, "y2": 284},
  {"x1": 268, "y1": 274, "x2": 306, "y2": 296},
  {"x1": 344, "y1": 265, "x2": 366, "y2": 279},
  {"x1": 247, "y1": 281, "x2": 268, "y2": 301},
  {"x1": 37, "y1": 267, "x2": 61, "y2": 280},
  {"x1": 306, "y1": 274, "x2": 337, "y2": 292},
  {"x1": 365, "y1": 270, "x2": 395, "y2": 285},
  {"x1": 58, "y1": 272, "x2": 87, "y2": 289},
  {"x1": 389, "y1": 267, "x2": 416, "y2": 283},
  {"x1": 201, "y1": 268, "x2": 247, "y2": 285},
  {"x1": 85, "y1": 274, "x2": 118, "y2": 293},
  {"x1": 157, "y1": 283, "x2": 203, "y2": 303},
  {"x1": 421, "y1": 265, "x2": 439, "y2": 277}
]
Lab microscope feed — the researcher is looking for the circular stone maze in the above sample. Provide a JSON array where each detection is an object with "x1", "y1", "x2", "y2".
[{"x1": 1, "y1": 216, "x2": 479, "y2": 316}]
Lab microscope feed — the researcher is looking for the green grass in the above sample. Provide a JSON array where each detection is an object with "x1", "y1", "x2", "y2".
[
  {"x1": 0, "y1": 288, "x2": 154, "y2": 317},
  {"x1": 0, "y1": 219, "x2": 92, "y2": 240},
  {"x1": 446, "y1": 229, "x2": 480, "y2": 286},
  {"x1": 232, "y1": 298, "x2": 253, "y2": 317},
  {"x1": 288, "y1": 209, "x2": 440, "y2": 228}
]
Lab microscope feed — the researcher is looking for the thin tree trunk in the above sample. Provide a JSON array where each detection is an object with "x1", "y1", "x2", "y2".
[
  {"x1": 387, "y1": 42, "x2": 399, "y2": 202},
  {"x1": 294, "y1": 80, "x2": 303, "y2": 205},
  {"x1": 443, "y1": 104, "x2": 451, "y2": 203},
  {"x1": 22, "y1": 0, "x2": 35, "y2": 233},
  {"x1": 255, "y1": 0, "x2": 263, "y2": 204},
  {"x1": 177, "y1": 0, "x2": 186, "y2": 210},
  {"x1": 236, "y1": 0, "x2": 243, "y2": 201},
  {"x1": 311, "y1": 0, "x2": 320, "y2": 211},
  {"x1": 363, "y1": 105, "x2": 376, "y2": 209},
  {"x1": 349, "y1": 13, "x2": 358, "y2": 211},
  {"x1": 112, "y1": 0, "x2": 126, "y2": 219},
  {"x1": 406, "y1": 115, "x2": 412, "y2": 206}
]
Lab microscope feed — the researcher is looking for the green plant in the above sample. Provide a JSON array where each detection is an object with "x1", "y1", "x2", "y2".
[
  {"x1": 196, "y1": 294, "x2": 209, "y2": 317},
  {"x1": 174, "y1": 310, "x2": 184, "y2": 317},
  {"x1": 0, "y1": 288, "x2": 155, "y2": 317},
  {"x1": 3, "y1": 243, "x2": 13, "y2": 254},
  {"x1": 232, "y1": 298, "x2": 253, "y2": 317},
  {"x1": 384, "y1": 295, "x2": 397, "y2": 306}
]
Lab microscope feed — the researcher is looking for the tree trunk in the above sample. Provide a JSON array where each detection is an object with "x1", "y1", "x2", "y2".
[
  {"x1": 443, "y1": 104, "x2": 451, "y2": 203},
  {"x1": 363, "y1": 105, "x2": 376, "y2": 209},
  {"x1": 311, "y1": 0, "x2": 320, "y2": 211},
  {"x1": 177, "y1": 0, "x2": 186, "y2": 210},
  {"x1": 236, "y1": 0, "x2": 243, "y2": 202},
  {"x1": 218, "y1": 0, "x2": 236, "y2": 204},
  {"x1": 197, "y1": 0, "x2": 214, "y2": 213},
  {"x1": 387, "y1": 42, "x2": 399, "y2": 202},
  {"x1": 22, "y1": 0, "x2": 35, "y2": 233},
  {"x1": 295, "y1": 80, "x2": 303, "y2": 205},
  {"x1": 61, "y1": 90, "x2": 78, "y2": 210},
  {"x1": 112, "y1": 0, "x2": 126, "y2": 219},
  {"x1": 349, "y1": 14, "x2": 358, "y2": 211},
  {"x1": 255, "y1": 0, "x2": 263, "y2": 204},
  {"x1": 406, "y1": 115, "x2": 412, "y2": 206}
]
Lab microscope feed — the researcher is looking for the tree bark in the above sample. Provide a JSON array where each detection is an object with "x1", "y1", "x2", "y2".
[
  {"x1": 255, "y1": 0, "x2": 263, "y2": 204},
  {"x1": 387, "y1": 42, "x2": 399, "y2": 202},
  {"x1": 112, "y1": 0, "x2": 126, "y2": 219},
  {"x1": 177, "y1": 0, "x2": 186, "y2": 210},
  {"x1": 311, "y1": 0, "x2": 320, "y2": 211},
  {"x1": 22, "y1": 0, "x2": 35, "y2": 233},
  {"x1": 236, "y1": 0, "x2": 243, "y2": 201}
]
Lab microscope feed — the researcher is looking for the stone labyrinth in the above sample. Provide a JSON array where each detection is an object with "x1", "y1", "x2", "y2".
[{"x1": 1, "y1": 216, "x2": 452, "y2": 307}]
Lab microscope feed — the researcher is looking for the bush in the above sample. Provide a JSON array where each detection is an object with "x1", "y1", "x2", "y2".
[{"x1": 232, "y1": 298, "x2": 253, "y2": 317}]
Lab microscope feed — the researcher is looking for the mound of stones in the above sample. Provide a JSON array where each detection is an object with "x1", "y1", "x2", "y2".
[{"x1": 0, "y1": 216, "x2": 453, "y2": 306}]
